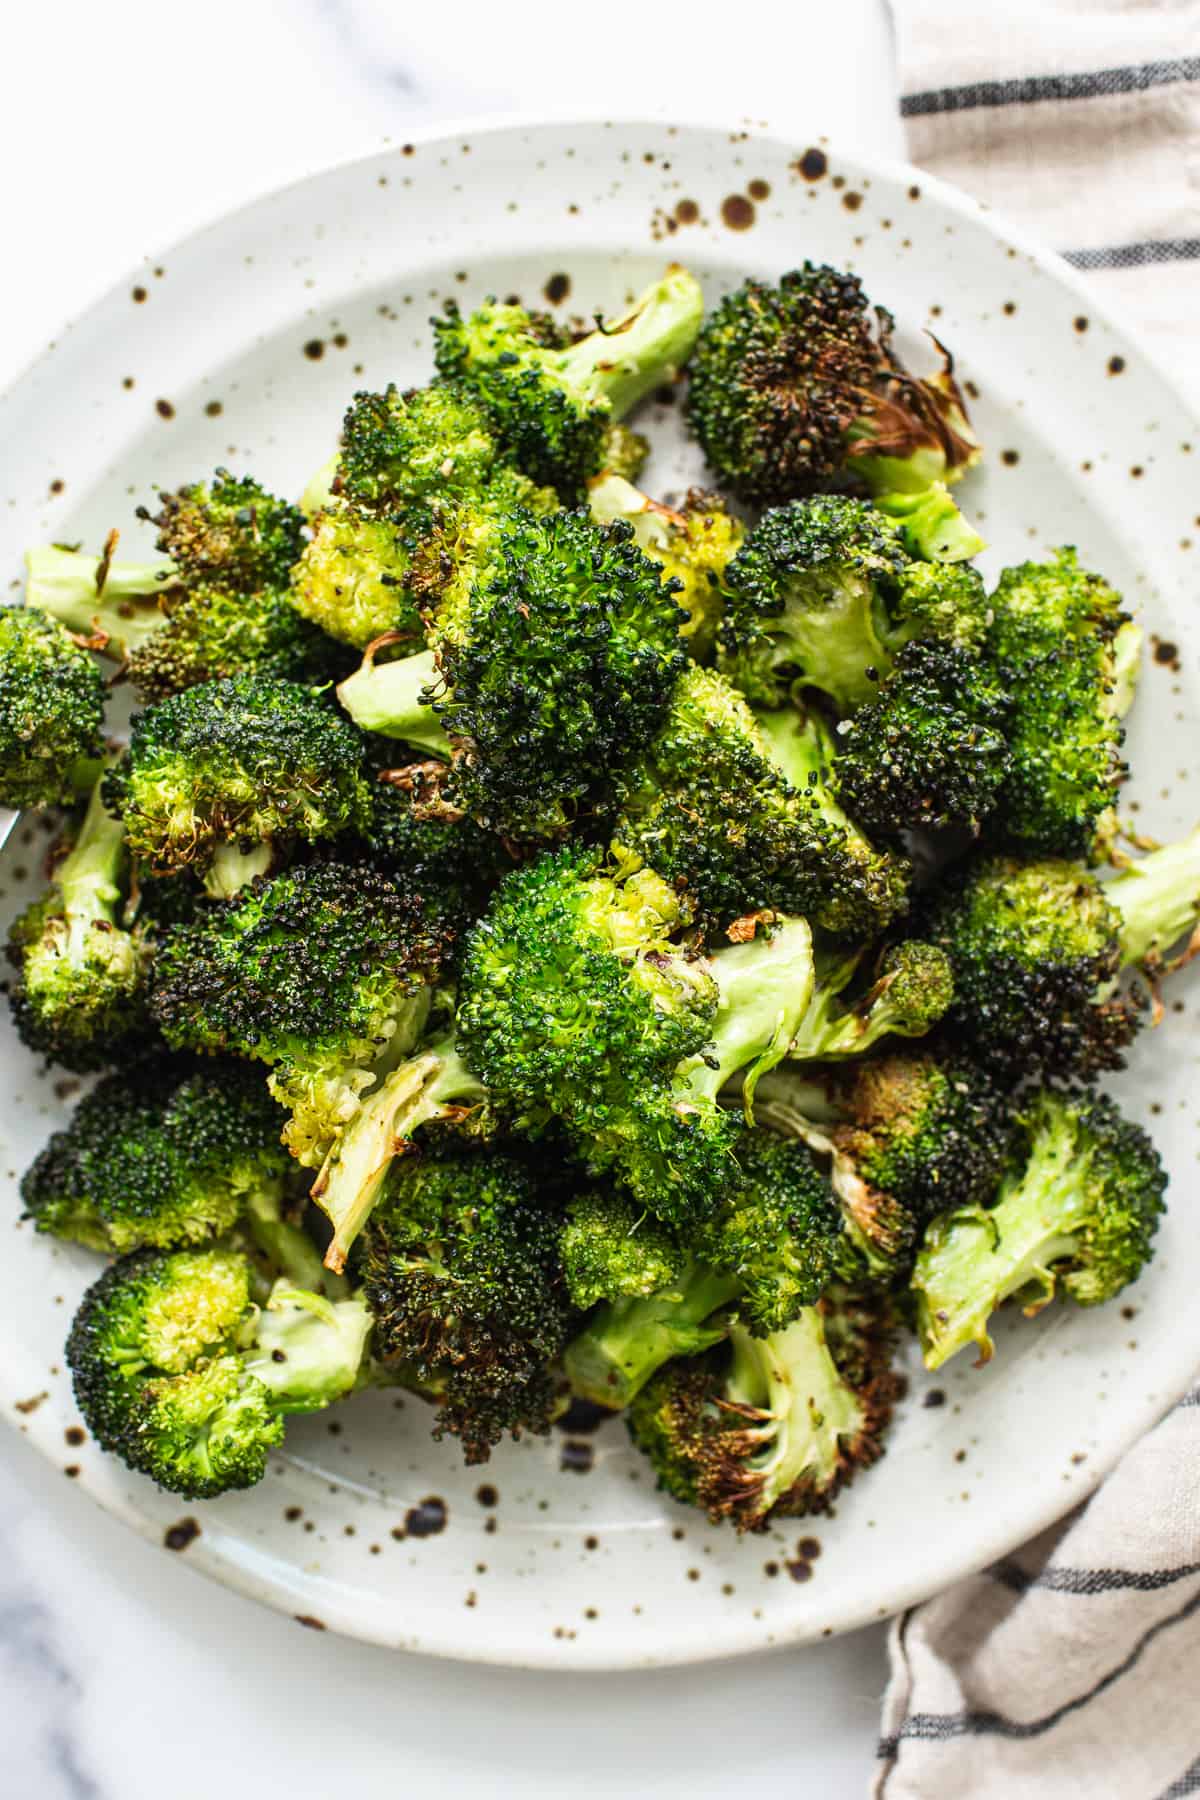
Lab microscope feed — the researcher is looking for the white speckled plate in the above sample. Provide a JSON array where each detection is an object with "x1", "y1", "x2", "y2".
[{"x1": 1, "y1": 117, "x2": 1198, "y2": 1669}]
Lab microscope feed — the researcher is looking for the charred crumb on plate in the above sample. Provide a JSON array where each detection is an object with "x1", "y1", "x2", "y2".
[
  {"x1": 303, "y1": 339, "x2": 325, "y2": 361},
  {"x1": 294, "y1": 1614, "x2": 326, "y2": 1630},
  {"x1": 475, "y1": 1482, "x2": 498, "y2": 1508},
  {"x1": 404, "y1": 1496, "x2": 448, "y2": 1537},
  {"x1": 1108, "y1": 355, "x2": 1126, "y2": 375},
  {"x1": 842, "y1": 191, "x2": 863, "y2": 212},
  {"x1": 14, "y1": 1392, "x2": 47, "y2": 1414},
  {"x1": 786, "y1": 1560, "x2": 813, "y2": 1582},
  {"x1": 155, "y1": 399, "x2": 175, "y2": 420},
  {"x1": 63, "y1": 1464, "x2": 80, "y2": 1479}
]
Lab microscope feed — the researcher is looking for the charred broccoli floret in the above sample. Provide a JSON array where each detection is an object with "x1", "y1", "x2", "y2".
[
  {"x1": 0, "y1": 608, "x2": 106, "y2": 808},
  {"x1": 7, "y1": 775, "x2": 149, "y2": 1070},
  {"x1": 433, "y1": 268, "x2": 703, "y2": 494},
  {"x1": 787, "y1": 939, "x2": 954, "y2": 1064},
  {"x1": 610, "y1": 666, "x2": 908, "y2": 936},
  {"x1": 924, "y1": 834, "x2": 1200, "y2": 1077},
  {"x1": 913, "y1": 1089, "x2": 1167, "y2": 1368},
  {"x1": 720, "y1": 496, "x2": 988, "y2": 711},
  {"x1": 106, "y1": 674, "x2": 371, "y2": 895},
  {"x1": 686, "y1": 263, "x2": 982, "y2": 557},
  {"x1": 361, "y1": 1143, "x2": 570, "y2": 1462},
  {"x1": 986, "y1": 550, "x2": 1137, "y2": 860},
  {"x1": 66, "y1": 1247, "x2": 371, "y2": 1497},
  {"x1": 587, "y1": 474, "x2": 744, "y2": 659},
  {"x1": 458, "y1": 845, "x2": 815, "y2": 1226},
  {"x1": 21, "y1": 1058, "x2": 290, "y2": 1254},
  {"x1": 834, "y1": 638, "x2": 1012, "y2": 837},
  {"x1": 338, "y1": 507, "x2": 687, "y2": 842},
  {"x1": 357, "y1": 757, "x2": 511, "y2": 942},
  {"x1": 627, "y1": 1288, "x2": 900, "y2": 1530}
]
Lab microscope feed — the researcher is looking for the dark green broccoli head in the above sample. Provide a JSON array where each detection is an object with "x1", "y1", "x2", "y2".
[
  {"x1": 834, "y1": 638, "x2": 1012, "y2": 837},
  {"x1": 106, "y1": 675, "x2": 371, "y2": 884},
  {"x1": 145, "y1": 470, "x2": 306, "y2": 592},
  {"x1": 361, "y1": 1143, "x2": 571, "y2": 1462},
  {"x1": 720, "y1": 496, "x2": 908, "y2": 710},
  {"x1": 127, "y1": 580, "x2": 347, "y2": 703},
  {"x1": 433, "y1": 270, "x2": 703, "y2": 495},
  {"x1": 432, "y1": 507, "x2": 687, "y2": 842},
  {"x1": 561, "y1": 1189, "x2": 686, "y2": 1310},
  {"x1": 923, "y1": 853, "x2": 1132, "y2": 1078},
  {"x1": 287, "y1": 506, "x2": 424, "y2": 652},
  {"x1": 357, "y1": 758, "x2": 511, "y2": 942},
  {"x1": 151, "y1": 859, "x2": 446, "y2": 1164},
  {"x1": 22, "y1": 1057, "x2": 289, "y2": 1253},
  {"x1": 694, "y1": 1131, "x2": 860, "y2": 1336},
  {"x1": 914, "y1": 1088, "x2": 1167, "y2": 1368},
  {"x1": 686, "y1": 263, "x2": 979, "y2": 510},
  {"x1": 337, "y1": 382, "x2": 500, "y2": 515},
  {"x1": 987, "y1": 550, "x2": 1131, "y2": 859},
  {"x1": 0, "y1": 608, "x2": 105, "y2": 808}
]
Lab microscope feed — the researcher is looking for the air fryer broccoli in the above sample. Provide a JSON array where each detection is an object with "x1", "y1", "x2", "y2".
[
  {"x1": 21, "y1": 1057, "x2": 290, "y2": 1254},
  {"x1": 0, "y1": 608, "x2": 106, "y2": 809},
  {"x1": 686, "y1": 263, "x2": 983, "y2": 557},
  {"x1": 913, "y1": 1089, "x2": 1167, "y2": 1368},
  {"x1": 66, "y1": 1246, "x2": 371, "y2": 1497},
  {"x1": 720, "y1": 496, "x2": 989, "y2": 711},
  {"x1": 587, "y1": 473, "x2": 744, "y2": 659},
  {"x1": 106, "y1": 674, "x2": 372, "y2": 895},
  {"x1": 786, "y1": 939, "x2": 954, "y2": 1064},
  {"x1": 433, "y1": 267, "x2": 704, "y2": 494}
]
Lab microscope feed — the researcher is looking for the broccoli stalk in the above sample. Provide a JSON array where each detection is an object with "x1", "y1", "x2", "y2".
[
  {"x1": 313, "y1": 1033, "x2": 489, "y2": 1272},
  {"x1": 25, "y1": 546, "x2": 174, "y2": 659},
  {"x1": 679, "y1": 917, "x2": 816, "y2": 1114},
  {"x1": 787, "y1": 941, "x2": 954, "y2": 1062},
  {"x1": 1108, "y1": 826, "x2": 1200, "y2": 969},
  {"x1": 336, "y1": 646, "x2": 453, "y2": 759},
  {"x1": 564, "y1": 1260, "x2": 740, "y2": 1410},
  {"x1": 913, "y1": 1090, "x2": 1166, "y2": 1369}
]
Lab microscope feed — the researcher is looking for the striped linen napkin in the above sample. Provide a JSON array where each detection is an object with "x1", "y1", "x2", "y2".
[{"x1": 877, "y1": 9, "x2": 1200, "y2": 1797}]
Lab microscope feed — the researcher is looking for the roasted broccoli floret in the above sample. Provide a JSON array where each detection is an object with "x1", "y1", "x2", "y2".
[
  {"x1": 433, "y1": 268, "x2": 704, "y2": 494},
  {"x1": 787, "y1": 939, "x2": 954, "y2": 1064},
  {"x1": 21, "y1": 1058, "x2": 290, "y2": 1254},
  {"x1": 357, "y1": 757, "x2": 511, "y2": 942},
  {"x1": 587, "y1": 474, "x2": 744, "y2": 660},
  {"x1": 150, "y1": 859, "x2": 446, "y2": 1168},
  {"x1": 335, "y1": 381, "x2": 504, "y2": 516},
  {"x1": 610, "y1": 666, "x2": 908, "y2": 936},
  {"x1": 361, "y1": 1143, "x2": 570, "y2": 1462},
  {"x1": 458, "y1": 845, "x2": 815, "y2": 1226},
  {"x1": 146, "y1": 471, "x2": 305, "y2": 589},
  {"x1": 0, "y1": 608, "x2": 106, "y2": 809},
  {"x1": 106, "y1": 674, "x2": 371, "y2": 895},
  {"x1": 627, "y1": 1288, "x2": 900, "y2": 1530},
  {"x1": 720, "y1": 497, "x2": 989, "y2": 711},
  {"x1": 560, "y1": 1188, "x2": 687, "y2": 1311},
  {"x1": 924, "y1": 834, "x2": 1200, "y2": 1077},
  {"x1": 834, "y1": 638, "x2": 1012, "y2": 837},
  {"x1": 913, "y1": 1089, "x2": 1166, "y2": 1368},
  {"x1": 7, "y1": 775, "x2": 149, "y2": 1069},
  {"x1": 986, "y1": 550, "x2": 1136, "y2": 860},
  {"x1": 686, "y1": 263, "x2": 982, "y2": 558},
  {"x1": 598, "y1": 422, "x2": 650, "y2": 483},
  {"x1": 66, "y1": 1246, "x2": 371, "y2": 1497},
  {"x1": 564, "y1": 1258, "x2": 739, "y2": 1411},
  {"x1": 288, "y1": 506, "x2": 424, "y2": 651},
  {"x1": 338, "y1": 507, "x2": 687, "y2": 842}
]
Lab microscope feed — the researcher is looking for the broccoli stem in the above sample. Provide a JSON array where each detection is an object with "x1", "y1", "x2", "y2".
[
  {"x1": 555, "y1": 268, "x2": 704, "y2": 419},
  {"x1": 203, "y1": 841, "x2": 274, "y2": 900},
  {"x1": 247, "y1": 1281, "x2": 373, "y2": 1412},
  {"x1": 1107, "y1": 829, "x2": 1200, "y2": 969},
  {"x1": 724, "y1": 1311, "x2": 866, "y2": 1517},
  {"x1": 680, "y1": 918, "x2": 814, "y2": 1109},
  {"x1": 315, "y1": 1035, "x2": 487, "y2": 1271},
  {"x1": 57, "y1": 775, "x2": 130, "y2": 943},
  {"x1": 913, "y1": 1106, "x2": 1086, "y2": 1369},
  {"x1": 785, "y1": 947, "x2": 872, "y2": 1061},
  {"x1": 26, "y1": 547, "x2": 173, "y2": 659},
  {"x1": 563, "y1": 1260, "x2": 739, "y2": 1409},
  {"x1": 336, "y1": 648, "x2": 453, "y2": 759},
  {"x1": 1110, "y1": 620, "x2": 1143, "y2": 719},
  {"x1": 872, "y1": 483, "x2": 986, "y2": 564},
  {"x1": 300, "y1": 452, "x2": 341, "y2": 518}
]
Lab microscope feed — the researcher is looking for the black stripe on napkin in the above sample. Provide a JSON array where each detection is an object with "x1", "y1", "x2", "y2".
[
  {"x1": 902, "y1": 57, "x2": 1200, "y2": 117},
  {"x1": 1158, "y1": 1752, "x2": 1200, "y2": 1798},
  {"x1": 991, "y1": 1561, "x2": 1200, "y2": 1598},
  {"x1": 1063, "y1": 239, "x2": 1200, "y2": 271}
]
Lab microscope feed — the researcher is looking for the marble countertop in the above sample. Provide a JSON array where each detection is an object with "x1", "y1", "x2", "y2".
[{"x1": 0, "y1": 4, "x2": 904, "y2": 1794}]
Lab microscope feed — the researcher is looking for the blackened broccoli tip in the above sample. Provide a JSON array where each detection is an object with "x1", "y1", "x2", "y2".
[
  {"x1": 833, "y1": 637, "x2": 1012, "y2": 838},
  {"x1": 361, "y1": 1143, "x2": 570, "y2": 1462},
  {"x1": 628, "y1": 1290, "x2": 900, "y2": 1530},
  {"x1": 357, "y1": 759, "x2": 511, "y2": 942},
  {"x1": 22, "y1": 1058, "x2": 289, "y2": 1254},
  {"x1": 433, "y1": 267, "x2": 704, "y2": 494},
  {"x1": 686, "y1": 263, "x2": 981, "y2": 520},
  {"x1": 987, "y1": 549, "x2": 1134, "y2": 860},
  {"x1": 149, "y1": 470, "x2": 306, "y2": 592},
  {"x1": 0, "y1": 607, "x2": 106, "y2": 809},
  {"x1": 106, "y1": 673, "x2": 372, "y2": 892},
  {"x1": 149, "y1": 858, "x2": 447, "y2": 1170},
  {"x1": 7, "y1": 776, "x2": 149, "y2": 1071},
  {"x1": 587, "y1": 474, "x2": 744, "y2": 661},
  {"x1": 913, "y1": 1088, "x2": 1167, "y2": 1369},
  {"x1": 66, "y1": 1245, "x2": 371, "y2": 1497}
]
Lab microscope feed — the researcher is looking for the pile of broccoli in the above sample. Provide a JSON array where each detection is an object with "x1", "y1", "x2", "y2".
[{"x1": 2, "y1": 260, "x2": 1191, "y2": 1537}]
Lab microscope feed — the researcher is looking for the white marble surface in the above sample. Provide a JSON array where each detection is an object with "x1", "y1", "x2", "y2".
[{"x1": 0, "y1": 4, "x2": 905, "y2": 1794}]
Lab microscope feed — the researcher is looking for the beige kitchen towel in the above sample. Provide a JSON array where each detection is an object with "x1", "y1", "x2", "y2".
[{"x1": 879, "y1": 7, "x2": 1200, "y2": 1795}]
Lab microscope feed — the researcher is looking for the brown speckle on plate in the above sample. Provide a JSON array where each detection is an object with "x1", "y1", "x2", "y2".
[
  {"x1": 404, "y1": 1495, "x2": 448, "y2": 1537},
  {"x1": 1001, "y1": 449, "x2": 1020, "y2": 466},
  {"x1": 131, "y1": 286, "x2": 148, "y2": 304},
  {"x1": 204, "y1": 400, "x2": 222, "y2": 418},
  {"x1": 14, "y1": 1392, "x2": 47, "y2": 1414},
  {"x1": 842, "y1": 191, "x2": 863, "y2": 212},
  {"x1": 294, "y1": 1614, "x2": 326, "y2": 1630},
  {"x1": 475, "y1": 1482, "x2": 498, "y2": 1508},
  {"x1": 560, "y1": 1439, "x2": 594, "y2": 1474},
  {"x1": 543, "y1": 272, "x2": 570, "y2": 305},
  {"x1": 155, "y1": 399, "x2": 175, "y2": 420},
  {"x1": 64, "y1": 1426, "x2": 84, "y2": 1446},
  {"x1": 796, "y1": 148, "x2": 828, "y2": 180},
  {"x1": 164, "y1": 1517, "x2": 200, "y2": 1551},
  {"x1": 720, "y1": 194, "x2": 755, "y2": 231},
  {"x1": 1074, "y1": 315, "x2": 1089, "y2": 332},
  {"x1": 786, "y1": 1560, "x2": 813, "y2": 1583},
  {"x1": 303, "y1": 339, "x2": 325, "y2": 361},
  {"x1": 748, "y1": 178, "x2": 770, "y2": 201},
  {"x1": 1108, "y1": 355, "x2": 1126, "y2": 375},
  {"x1": 675, "y1": 198, "x2": 699, "y2": 225}
]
